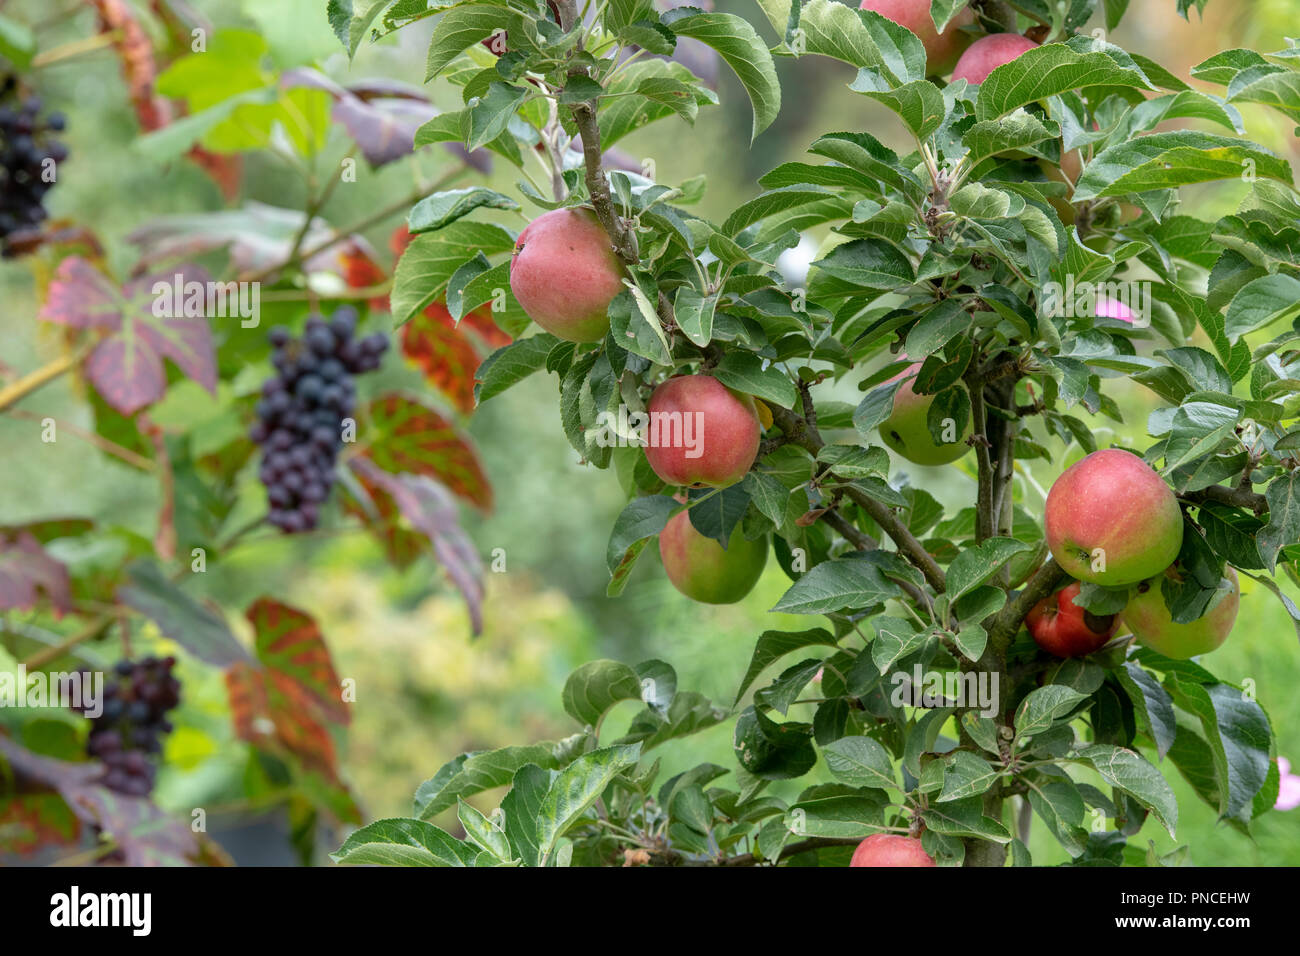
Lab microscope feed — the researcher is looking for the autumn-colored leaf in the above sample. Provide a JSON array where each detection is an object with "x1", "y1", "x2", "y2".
[
  {"x1": 245, "y1": 598, "x2": 349, "y2": 724},
  {"x1": 0, "y1": 794, "x2": 82, "y2": 856},
  {"x1": 401, "y1": 306, "x2": 483, "y2": 414},
  {"x1": 349, "y1": 458, "x2": 486, "y2": 635},
  {"x1": 357, "y1": 393, "x2": 493, "y2": 511},
  {"x1": 0, "y1": 532, "x2": 72, "y2": 614},
  {"x1": 39, "y1": 257, "x2": 218, "y2": 415},
  {"x1": 341, "y1": 467, "x2": 428, "y2": 569},
  {"x1": 89, "y1": 0, "x2": 173, "y2": 132}
]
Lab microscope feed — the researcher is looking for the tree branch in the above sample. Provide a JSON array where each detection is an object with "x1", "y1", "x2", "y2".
[
  {"x1": 766, "y1": 401, "x2": 947, "y2": 593},
  {"x1": 1180, "y1": 484, "x2": 1268, "y2": 515},
  {"x1": 988, "y1": 557, "x2": 1068, "y2": 651}
]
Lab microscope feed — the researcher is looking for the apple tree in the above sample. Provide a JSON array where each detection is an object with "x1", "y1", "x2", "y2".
[{"x1": 329, "y1": 0, "x2": 1300, "y2": 867}]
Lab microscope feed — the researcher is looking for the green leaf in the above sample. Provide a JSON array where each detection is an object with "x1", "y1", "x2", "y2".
[
  {"x1": 870, "y1": 616, "x2": 930, "y2": 674},
  {"x1": 1225, "y1": 274, "x2": 1300, "y2": 342},
  {"x1": 771, "y1": 553, "x2": 905, "y2": 615},
  {"x1": 791, "y1": 0, "x2": 925, "y2": 84},
  {"x1": 975, "y1": 41, "x2": 1155, "y2": 121},
  {"x1": 712, "y1": 351, "x2": 797, "y2": 409},
  {"x1": 1073, "y1": 132, "x2": 1293, "y2": 202},
  {"x1": 425, "y1": 5, "x2": 505, "y2": 80},
  {"x1": 672, "y1": 286, "x2": 717, "y2": 347},
  {"x1": 937, "y1": 751, "x2": 998, "y2": 802},
  {"x1": 722, "y1": 185, "x2": 836, "y2": 237},
  {"x1": 1076, "y1": 744, "x2": 1178, "y2": 836},
  {"x1": 1164, "y1": 677, "x2": 1271, "y2": 820},
  {"x1": 1257, "y1": 472, "x2": 1300, "y2": 571},
  {"x1": 946, "y1": 537, "x2": 1032, "y2": 602},
  {"x1": 465, "y1": 82, "x2": 530, "y2": 152},
  {"x1": 0, "y1": 13, "x2": 37, "y2": 70},
  {"x1": 331, "y1": 818, "x2": 477, "y2": 866},
  {"x1": 536, "y1": 743, "x2": 642, "y2": 864},
  {"x1": 812, "y1": 238, "x2": 915, "y2": 289},
  {"x1": 850, "y1": 72, "x2": 945, "y2": 139},
  {"x1": 821, "y1": 735, "x2": 898, "y2": 790},
  {"x1": 1227, "y1": 65, "x2": 1300, "y2": 123},
  {"x1": 500, "y1": 763, "x2": 552, "y2": 867},
  {"x1": 734, "y1": 628, "x2": 838, "y2": 705},
  {"x1": 474, "y1": 334, "x2": 559, "y2": 405},
  {"x1": 609, "y1": 286, "x2": 672, "y2": 366},
  {"x1": 660, "y1": 10, "x2": 780, "y2": 139},
  {"x1": 457, "y1": 799, "x2": 514, "y2": 862},
  {"x1": 963, "y1": 109, "x2": 1060, "y2": 170},
  {"x1": 562, "y1": 660, "x2": 644, "y2": 730},
  {"x1": 922, "y1": 796, "x2": 1012, "y2": 842},
  {"x1": 1028, "y1": 781, "x2": 1089, "y2": 857},
  {"x1": 1014, "y1": 685, "x2": 1088, "y2": 741},
  {"x1": 605, "y1": 494, "x2": 679, "y2": 595},
  {"x1": 391, "y1": 222, "x2": 516, "y2": 325},
  {"x1": 414, "y1": 744, "x2": 560, "y2": 820},
  {"x1": 1162, "y1": 401, "x2": 1240, "y2": 473},
  {"x1": 407, "y1": 187, "x2": 519, "y2": 234},
  {"x1": 1116, "y1": 663, "x2": 1177, "y2": 759}
]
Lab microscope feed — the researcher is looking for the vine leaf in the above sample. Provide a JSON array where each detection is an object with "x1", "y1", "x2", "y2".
[{"x1": 39, "y1": 257, "x2": 217, "y2": 415}]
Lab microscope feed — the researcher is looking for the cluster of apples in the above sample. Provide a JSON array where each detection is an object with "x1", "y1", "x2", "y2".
[
  {"x1": 509, "y1": 208, "x2": 772, "y2": 604},
  {"x1": 1035, "y1": 448, "x2": 1240, "y2": 661}
]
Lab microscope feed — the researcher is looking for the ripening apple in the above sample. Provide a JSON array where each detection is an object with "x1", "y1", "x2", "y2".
[
  {"x1": 859, "y1": 0, "x2": 975, "y2": 75},
  {"x1": 509, "y1": 207, "x2": 623, "y2": 343},
  {"x1": 644, "y1": 375, "x2": 761, "y2": 488},
  {"x1": 850, "y1": 833, "x2": 936, "y2": 867},
  {"x1": 951, "y1": 33, "x2": 1039, "y2": 85},
  {"x1": 1123, "y1": 566, "x2": 1240, "y2": 659},
  {"x1": 878, "y1": 362, "x2": 972, "y2": 466},
  {"x1": 1044, "y1": 448, "x2": 1183, "y2": 587},
  {"x1": 1027, "y1": 581, "x2": 1121, "y2": 658},
  {"x1": 658, "y1": 510, "x2": 767, "y2": 604}
]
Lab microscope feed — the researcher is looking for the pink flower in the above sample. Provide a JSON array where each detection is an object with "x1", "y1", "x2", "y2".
[
  {"x1": 1276, "y1": 757, "x2": 1300, "y2": 811},
  {"x1": 1095, "y1": 298, "x2": 1135, "y2": 324}
]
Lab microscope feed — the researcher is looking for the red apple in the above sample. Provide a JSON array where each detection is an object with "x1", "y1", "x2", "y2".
[
  {"x1": 1044, "y1": 448, "x2": 1183, "y2": 588},
  {"x1": 659, "y1": 509, "x2": 767, "y2": 604},
  {"x1": 859, "y1": 0, "x2": 975, "y2": 75},
  {"x1": 1123, "y1": 566, "x2": 1239, "y2": 659},
  {"x1": 644, "y1": 375, "x2": 760, "y2": 488},
  {"x1": 850, "y1": 833, "x2": 935, "y2": 867},
  {"x1": 878, "y1": 362, "x2": 972, "y2": 466},
  {"x1": 1027, "y1": 581, "x2": 1121, "y2": 658},
  {"x1": 509, "y1": 207, "x2": 623, "y2": 343},
  {"x1": 951, "y1": 33, "x2": 1039, "y2": 85}
]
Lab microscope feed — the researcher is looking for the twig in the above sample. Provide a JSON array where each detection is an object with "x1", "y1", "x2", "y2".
[
  {"x1": 21, "y1": 616, "x2": 114, "y2": 671},
  {"x1": 4, "y1": 408, "x2": 154, "y2": 470},
  {"x1": 0, "y1": 340, "x2": 95, "y2": 414},
  {"x1": 1180, "y1": 484, "x2": 1268, "y2": 515},
  {"x1": 988, "y1": 558, "x2": 1067, "y2": 651}
]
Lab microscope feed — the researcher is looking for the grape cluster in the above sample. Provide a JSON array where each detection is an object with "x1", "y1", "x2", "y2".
[
  {"x1": 249, "y1": 307, "x2": 389, "y2": 532},
  {"x1": 0, "y1": 78, "x2": 68, "y2": 255},
  {"x1": 81, "y1": 657, "x2": 182, "y2": 797}
]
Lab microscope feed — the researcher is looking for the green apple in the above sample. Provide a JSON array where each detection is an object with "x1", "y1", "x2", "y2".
[{"x1": 1124, "y1": 566, "x2": 1239, "y2": 659}]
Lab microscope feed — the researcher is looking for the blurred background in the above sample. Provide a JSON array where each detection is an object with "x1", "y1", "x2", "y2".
[{"x1": 1, "y1": 0, "x2": 1298, "y2": 864}]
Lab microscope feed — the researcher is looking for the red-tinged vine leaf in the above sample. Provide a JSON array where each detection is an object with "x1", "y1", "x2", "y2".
[
  {"x1": 341, "y1": 467, "x2": 428, "y2": 569},
  {"x1": 401, "y1": 306, "x2": 484, "y2": 415},
  {"x1": 186, "y1": 145, "x2": 244, "y2": 201},
  {"x1": 0, "y1": 794, "x2": 82, "y2": 856},
  {"x1": 337, "y1": 238, "x2": 391, "y2": 312},
  {"x1": 116, "y1": 561, "x2": 250, "y2": 667},
  {"x1": 0, "y1": 735, "x2": 201, "y2": 866},
  {"x1": 89, "y1": 0, "x2": 173, "y2": 132},
  {"x1": 350, "y1": 457, "x2": 486, "y2": 635},
  {"x1": 356, "y1": 393, "x2": 493, "y2": 511},
  {"x1": 39, "y1": 257, "x2": 218, "y2": 415},
  {"x1": 245, "y1": 597, "x2": 349, "y2": 724},
  {"x1": 223, "y1": 662, "x2": 342, "y2": 782},
  {"x1": 0, "y1": 532, "x2": 73, "y2": 614}
]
